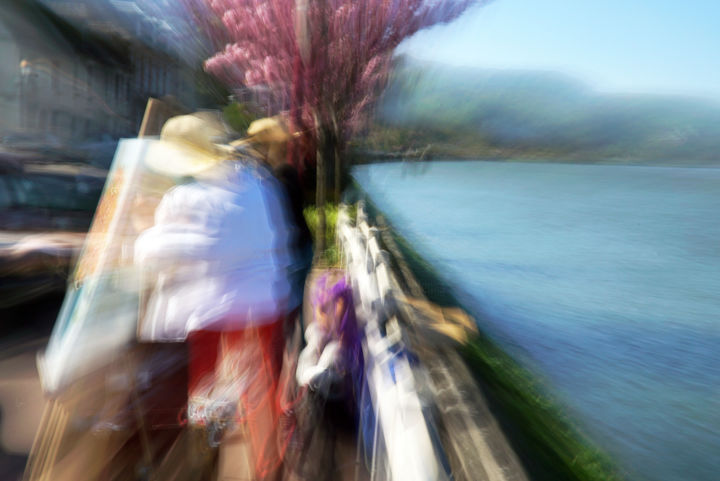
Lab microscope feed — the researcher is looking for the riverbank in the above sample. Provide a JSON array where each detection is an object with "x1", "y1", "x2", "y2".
[
  {"x1": 351, "y1": 183, "x2": 624, "y2": 481},
  {"x1": 349, "y1": 146, "x2": 720, "y2": 168}
]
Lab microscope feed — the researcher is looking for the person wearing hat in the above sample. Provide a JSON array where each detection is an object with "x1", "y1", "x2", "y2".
[
  {"x1": 134, "y1": 111, "x2": 293, "y2": 480},
  {"x1": 237, "y1": 117, "x2": 314, "y2": 332}
]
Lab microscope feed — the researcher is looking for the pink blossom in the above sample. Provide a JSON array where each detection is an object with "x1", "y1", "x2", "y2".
[{"x1": 183, "y1": 0, "x2": 485, "y2": 161}]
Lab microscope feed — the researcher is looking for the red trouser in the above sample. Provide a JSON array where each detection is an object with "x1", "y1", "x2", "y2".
[{"x1": 187, "y1": 318, "x2": 285, "y2": 478}]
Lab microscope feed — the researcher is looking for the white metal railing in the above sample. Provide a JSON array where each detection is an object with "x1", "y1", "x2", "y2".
[{"x1": 337, "y1": 203, "x2": 449, "y2": 481}]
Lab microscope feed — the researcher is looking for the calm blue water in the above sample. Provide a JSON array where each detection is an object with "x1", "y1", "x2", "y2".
[{"x1": 353, "y1": 161, "x2": 720, "y2": 481}]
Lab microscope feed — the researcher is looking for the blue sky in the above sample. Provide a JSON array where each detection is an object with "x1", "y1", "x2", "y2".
[{"x1": 398, "y1": 0, "x2": 720, "y2": 99}]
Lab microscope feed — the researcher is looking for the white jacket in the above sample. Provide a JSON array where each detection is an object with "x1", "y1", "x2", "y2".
[
  {"x1": 134, "y1": 163, "x2": 292, "y2": 341},
  {"x1": 296, "y1": 322, "x2": 345, "y2": 397}
]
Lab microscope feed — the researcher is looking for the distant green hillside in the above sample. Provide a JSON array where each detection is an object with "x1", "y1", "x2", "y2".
[{"x1": 358, "y1": 58, "x2": 720, "y2": 165}]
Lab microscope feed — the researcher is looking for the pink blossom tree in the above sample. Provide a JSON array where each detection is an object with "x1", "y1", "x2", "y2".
[{"x1": 184, "y1": 0, "x2": 486, "y2": 254}]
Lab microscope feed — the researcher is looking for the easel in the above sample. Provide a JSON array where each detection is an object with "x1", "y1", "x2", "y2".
[
  {"x1": 23, "y1": 98, "x2": 194, "y2": 481},
  {"x1": 138, "y1": 97, "x2": 189, "y2": 137}
]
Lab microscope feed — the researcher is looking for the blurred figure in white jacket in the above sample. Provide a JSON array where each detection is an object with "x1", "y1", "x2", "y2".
[{"x1": 135, "y1": 112, "x2": 293, "y2": 480}]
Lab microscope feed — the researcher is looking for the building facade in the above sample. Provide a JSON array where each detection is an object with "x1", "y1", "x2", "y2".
[{"x1": 0, "y1": 0, "x2": 198, "y2": 144}]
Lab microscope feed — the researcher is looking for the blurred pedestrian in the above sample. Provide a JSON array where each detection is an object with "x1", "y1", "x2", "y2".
[
  {"x1": 234, "y1": 117, "x2": 314, "y2": 331},
  {"x1": 135, "y1": 111, "x2": 293, "y2": 480}
]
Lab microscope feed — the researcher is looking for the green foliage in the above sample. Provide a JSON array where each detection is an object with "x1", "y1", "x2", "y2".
[
  {"x1": 194, "y1": 68, "x2": 231, "y2": 108},
  {"x1": 356, "y1": 123, "x2": 499, "y2": 160},
  {"x1": 304, "y1": 203, "x2": 340, "y2": 266},
  {"x1": 460, "y1": 339, "x2": 623, "y2": 481},
  {"x1": 223, "y1": 103, "x2": 257, "y2": 133}
]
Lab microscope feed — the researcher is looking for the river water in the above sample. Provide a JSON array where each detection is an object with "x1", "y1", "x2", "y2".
[{"x1": 352, "y1": 161, "x2": 720, "y2": 481}]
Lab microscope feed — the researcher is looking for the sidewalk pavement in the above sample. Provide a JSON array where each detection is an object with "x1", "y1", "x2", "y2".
[{"x1": 0, "y1": 340, "x2": 47, "y2": 481}]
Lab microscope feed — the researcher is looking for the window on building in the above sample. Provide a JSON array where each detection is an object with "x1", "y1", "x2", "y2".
[
  {"x1": 26, "y1": 109, "x2": 36, "y2": 130},
  {"x1": 87, "y1": 64, "x2": 93, "y2": 103},
  {"x1": 143, "y1": 58, "x2": 149, "y2": 91},
  {"x1": 138, "y1": 56, "x2": 144, "y2": 90},
  {"x1": 73, "y1": 62, "x2": 79, "y2": 94},
  {"x1": 147, "y1": 63, "x2": 153, "y2": 92},
  {"x1": 52, "y1": 60, "x2": 60, "y2": 92}
]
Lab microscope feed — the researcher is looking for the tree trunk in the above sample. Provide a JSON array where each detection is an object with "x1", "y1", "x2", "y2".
[
  {"x1": 315, "y1": 121, "x2": 327, "y2": 259},
  {"x1": 330, "y1": 114, "x2": 342, "y2": 203},
  {"x1": 334, "y1": 141, "x2": 341, "y2": 203},
  {"x1": 314, "y1": 121, "x2": 338, "y2": 261}
]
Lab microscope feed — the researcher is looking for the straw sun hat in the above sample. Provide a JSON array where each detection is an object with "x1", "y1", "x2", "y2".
[
  {"x1": 146, "y1": 113, "x2": 294, "y2": 178},
  {"x1": 230, "y1": 116, "x2": 292, "y2": 148},
  {"x1": 246, "y1": 117, "x2": 291, "y2": 142},
  {"x1": 145, "y1": 111, "x2": 235, "y2": 178}
]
